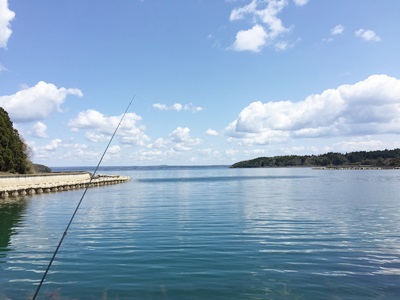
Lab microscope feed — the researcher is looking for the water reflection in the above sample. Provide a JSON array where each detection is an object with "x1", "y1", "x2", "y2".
[
  {"x1": 1, "y1": 168, "x2": 400, "y2": 299},
  {"x1": 241, "y1": 169, "x2": 400, "y2": 298},
  {"x1": 0, "y1": 197, "x2": 28, "y2": 264}
]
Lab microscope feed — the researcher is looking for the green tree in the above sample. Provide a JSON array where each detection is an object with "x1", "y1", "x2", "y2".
[{"x1": 0, "y1": 107, "x2": 32, "y2": 174}]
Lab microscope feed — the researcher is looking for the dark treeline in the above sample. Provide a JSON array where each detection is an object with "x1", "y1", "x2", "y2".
[
  {"x1": 0, "y1": 107, "x2": 32, "y2": 174},
  {"x1": 230, "y1": 149, "x2": 400, "y2": 168}
]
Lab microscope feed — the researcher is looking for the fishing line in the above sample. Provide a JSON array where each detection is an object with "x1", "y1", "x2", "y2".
[{"x1": 32, "y1": 95, "x2": 136, "y2": 300}]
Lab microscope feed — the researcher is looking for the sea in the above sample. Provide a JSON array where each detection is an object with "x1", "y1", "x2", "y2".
[{"x1": 1, "y1": 166, "x2": 399, "y2": 299}]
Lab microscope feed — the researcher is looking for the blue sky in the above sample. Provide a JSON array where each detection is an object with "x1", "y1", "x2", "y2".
[{"x1": 1, "y1": 0, "x2": 400, "y2": 166}]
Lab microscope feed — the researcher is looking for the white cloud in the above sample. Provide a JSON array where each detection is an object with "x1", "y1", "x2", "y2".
[
  {"x1": 132, "y1": 127, "x2": 216, "y2": 162},
  {"x1": 29, "y1": 139, "x2": 63, "y2": 159},
  {"x1": 84, "y1": 132, "x2": 109, "y2": 143},
  {"x1": 27, "y1": 140, "x2": 55, "y2": 160},
  {"x1": 225, "y1": 149, "x2": 239, "y2": 156},
  {"x1": 331, "y1": 24, "x2": 344, "y2": 35},
  {"x1": 0, "y1": 81, "x2": 83, "y2": 122},
  {"x1": 206, "y1": 129, "x2": 219, "y2": 136},
  {"x1": 29, "y1": 140, "x2": 103, "y2": 163},
  {"x1": 63, "y1": 143, "x2": 87, "y2": 150},
  {"x1": 31, "y1": 122, "x2": 48, "y2": 138},
  {"x1": 68, "y1": 110, "x2": 150, "y2": 146},
  {"x1": 129, "y1": 149, "x2": 166, "y2": 162},
  {"x1": 244, "y1": 148, "x2": 267, "y2": 155},
  {"x1": 355, "y1": 28, "x2": 381, "y2": 42},
  {"x1": 226, "y1": 74, "x2": 400, "y2": 145},
  {"x1": 229, "y1": 0, "x2": 258, "y2": 21},
  {"x1": 152, "y1": 103, "x2": 168, "y2": 110},
  {"x1": 229, "y1": 0, "x2": 292, "y2": 52},
  {"x1": 106, "y1": 145, "x2": 121, "y2": 159},
  {"x1": 331, "y1": 138, "x2": 385, "y2": 153},
  {"x1": 198, "y1": 148, "x2": 219, "y2": 157},
  {"x1": 274, "y1": 40, "x2": 290, "y2": 51},
  {"x1": 152, "y1": 102, "x2": 203, "y2": 113},
  {"x1": 62, "y1": 143, "x2": 100, "y2": 162},
  {"x1": 147, "y1": 137, "x2": 167, "y2": 149},
  {"x1": 170, "y1": 127, "x2": 190, "y2": 142},
  {"x1": 323, "y1": 25, "x2": 344, "y2": 42},
  {"x1": 169, "y1": 127, "x2": 201, "y2": 152},
  {"x1": 293, "y1": 0, "x2": 309, "y2": 6},
  {"x1": 0, "y1": 0, "x2": 15, "y2": 48},
  {"x1": 44, "y1": 139, "x2": 62, "y2": 151},
  {"x1": 146, "y1": 127, "x2": 202, "y2": 155},
  {"x1": 69, "y1": 110, "x2": 106, "y2": 130},
  {"x1": 231, "y1": 24, "x2": 268, "y2": 52},
  {"x1": 0, "y1": 63, "x2": 7, "y2": 72},
  {"x1": 173, "y1": 103, "x2": 183, "y2": 111}
]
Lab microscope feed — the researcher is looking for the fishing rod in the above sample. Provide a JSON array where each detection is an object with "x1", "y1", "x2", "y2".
[{"x1": 32, "y1": 95, "x2": 136, "y2": 300}]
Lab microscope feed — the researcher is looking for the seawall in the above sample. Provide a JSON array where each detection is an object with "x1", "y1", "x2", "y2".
[{"x1": 0, "y1": 172, "x2": 130, "y2": 198}]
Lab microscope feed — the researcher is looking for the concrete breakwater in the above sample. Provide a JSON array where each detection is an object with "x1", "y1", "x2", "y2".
[{"x1": 0, "y1": 172, "x2": 130, "y2": 198}]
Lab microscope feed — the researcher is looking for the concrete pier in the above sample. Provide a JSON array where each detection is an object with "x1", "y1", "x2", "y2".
[{"x1": 0, "y1": 172, "x2": 130, "y2": 198}]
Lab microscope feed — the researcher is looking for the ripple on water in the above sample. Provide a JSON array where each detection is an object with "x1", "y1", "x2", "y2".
[{"x1": 1, "y1": 168, "x2": 400, "y2": 299}]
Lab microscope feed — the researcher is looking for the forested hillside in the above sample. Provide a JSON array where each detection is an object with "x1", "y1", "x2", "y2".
[
  {"x1": 0, "y1": 107, "x2": 32, "y2": 174},
  {"x1": 231, "y1": 149, "x2": 400, "y2": 168}
]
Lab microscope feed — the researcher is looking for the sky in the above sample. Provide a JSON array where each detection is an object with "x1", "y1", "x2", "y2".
[{"x1": 1, "y1": 0, "x2": 400, "y2": 167}]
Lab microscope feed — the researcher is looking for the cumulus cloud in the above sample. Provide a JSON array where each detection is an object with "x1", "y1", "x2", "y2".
[
  {"x1": 198, "y1": 148, "x2": 219, "y2": 157},
  {"x1": 169, "y1": 127, "x2": 201, "y2": 151},
  {"x1": 147, "y1": 137, "x2": 167, "y2": 149},
  {"x1": 152, "y1": 102, "x2": 203, "y2": 113},
  {"x1": 143, "y1": 127, "x2": 201, "y2": 155},
  {"x1": 68, "y1": 109, "x2": 149, "y2": 146},
  {"x1": 152, "y1": 103, "x2": 168, "y2": 110},
  {"x1": 206, "y1": 129, "x2": 219, "y2": 136},
  {"x1": 323, "y1": 24, "x2": 344, "y2": 42},
  {"x1": 331, "y1": 139, "x2": 385, "y2": 153},
  {"x1": 26, "y1": 140, "x2": 56, "y2": 161},
  {"x1": 274, "y1": 40, "x2": 292, "y2": 51},
  {"x1": 229, "y1": 0, "x2": 258, "y2": 21},
  {"x1": 29, "y1": 139, "x2": 63, "y2": 159},
  {"x1": 0, "y1": 81, "x2": 83, "y2": 122},
  {"x1": 31, "y1": 122, "x2": 48, "y2": 138},
  {"x1": 231, "y1": 24, "x2": 268, "y2": 52},
  {"x1": 63, "y1": 143, "x2": 88, "y2": 150},
  {"x1": 44, "y1": 139, "x2": 62, "y2": 151},
  {"x1": 331, "y1": 24, "x2": 344, "y2": 35},
  {"x1": 105, "y1": 145, "x2": 121, "y2": 160},
  {"x1": 0, "y1": 0, "x2": 15, "y2": 48},
  {"x1": 29, "y1": 140, "x2": 103, "y2": 163},
  {"x1": 225, "y1": 149, "x2": 239, "y2": 156},
  {"x1": 62, "y1": 143, "x2": 100, "y2": 162},
  {"x1": 170, "y1": 127, "x2": 191, "y2": 143},
  {"x1": 292, "y1": 0, "x2": 309, "y2": 6},
  {"x1": 226, "y1": 74, "x2": 400, "y2": 145},
  {"x1": 229, "y1": 0, "x2": 293, "y2": 52},
  {"x1": 355, "y1": 28, "x2": 381, "y2": 42}
]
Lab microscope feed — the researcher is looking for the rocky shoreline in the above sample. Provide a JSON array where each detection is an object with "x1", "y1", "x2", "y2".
[
  {"x1": 313, "y1": 166, "x2": 400, "y2": 170},
  {"x1": 0, "y1": 172, "x2": 130, "y2": 198}
]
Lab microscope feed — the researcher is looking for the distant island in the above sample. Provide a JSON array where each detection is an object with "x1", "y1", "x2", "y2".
[{"x1": 230, "y1": 149, "x2": 400, "y2": 169}]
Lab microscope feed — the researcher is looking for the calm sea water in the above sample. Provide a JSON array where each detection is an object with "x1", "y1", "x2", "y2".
[{"x1": 1, "y1": 167, "x2": 400, "y2": 299}]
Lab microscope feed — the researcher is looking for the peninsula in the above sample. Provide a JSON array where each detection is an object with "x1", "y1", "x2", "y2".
[{"x1": 230, "y1": 149, "x2": 400, "y2": 169}]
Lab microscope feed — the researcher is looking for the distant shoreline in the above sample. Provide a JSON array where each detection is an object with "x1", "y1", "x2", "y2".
[
  {"x1": 313, "y1": 166, "x2": 400, "y2": 170},
  {"x1": 230, "y1": 149, "x2": 400, "y2": 169}
]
